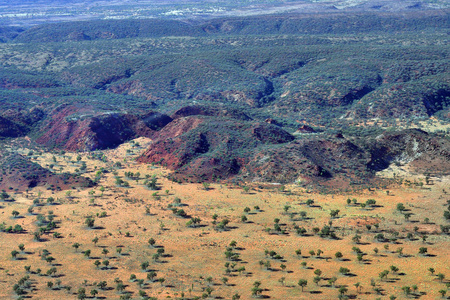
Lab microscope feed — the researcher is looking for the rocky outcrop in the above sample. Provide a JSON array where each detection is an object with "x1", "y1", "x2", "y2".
[
  {"x1": 35, "y1": 104, "x2": 170, "y2": 151},
  {"x1": 137, "y1": 116, "x2": 295, "y2": 182},
  {"x1": 242, "y1": 138, "x2": 372, "y2": 185},
  {"x1": 367, "y1": 129, "x2": 450, "y2": 175}
]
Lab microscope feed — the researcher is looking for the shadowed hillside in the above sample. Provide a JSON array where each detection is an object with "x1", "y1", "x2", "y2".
[{"x1": 0, "y1": 151, "x2": 93, "y2": 191}]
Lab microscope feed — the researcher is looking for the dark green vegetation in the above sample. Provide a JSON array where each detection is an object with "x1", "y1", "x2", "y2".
[
  {"x1": 1, "y1": 12, "x2": 449, "y2": 119},
  {"x1": 0, "y1": 11, "x2": 449, "y2": 187},
  {"x1": 0, "y1": 151, "x2": 93, "y2": 191}
]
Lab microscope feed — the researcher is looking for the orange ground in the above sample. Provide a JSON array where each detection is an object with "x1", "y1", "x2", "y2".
[{"x1": 0, "y1": 138, "x2": 449, "y2": 299}]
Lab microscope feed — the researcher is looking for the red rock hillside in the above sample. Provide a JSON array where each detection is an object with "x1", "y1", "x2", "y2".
[{"x1": 35, "y1": 104, "x2": 171, "y2": 151}]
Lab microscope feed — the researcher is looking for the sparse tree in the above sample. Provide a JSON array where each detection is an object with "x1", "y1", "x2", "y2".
[
  {"x1": 116, "y1": 282, "x2": 125, "y2": 294},
  {"x1": 339, "y1": 267, "x2": 350, "y2": 276},
  {"x1": 330, "y1": 209, "x2": 340, "y2": 219},
  {"x1": 147, "y1": 271, "x2": 157, "y2": 282},
  {"x1": 328, "y1": 277, "x2": 337, "y2": 287},
  {"x1": 313, "y1": 276, "x2": 321, "y2": 286},
  {"x1": 419, "y1": 247, "x2": 428, "y2": 255},
  {"x1": 102, "y1": 248, "x2": 109, "y2": 257},
  {"x1": 402, "y1": 286, "x2": 411, "y2": 296},
  {"x1": 357, "y1": 253, "x2": 364, "y2": 263},
  {"x1": 158, "y1": 277, "x2": 165, "y2": 286},
  {"x1": 298, "y1": 279, "x2": 307, "y2": 291},
  {"x1": 379, "y1": 270, "x2": 389, "y2": 281},
  {"x1": 97, "y1": 281, "x2": 107, "y2": 290},
  {"x1": 11, "y1": 250, "x2": 19, "y2": 259},
  {"x1": 339, "y1": 286, "x2": 348, "y2": 296},
  {"x1": 94, "y1": 260, "x2": 101, "y2": 268},
  {"x1": 102, "y1": 260, "x2": 109, "y2": 269},
  {"x1": 222, "y1": 277, "x2": 228, "y2": 286},
  {"x1": 390, "y1": 265, "x2": 399, "y2": 274},
  {"x1": 148, "y1": 238, "x2": 156, "y2": 248},
  {"x1": 141, "y1": 261, "x2": 149, "y2": 271},
  {"x1": 85, "y1": 217, "x2": 95, "y2": 228}
]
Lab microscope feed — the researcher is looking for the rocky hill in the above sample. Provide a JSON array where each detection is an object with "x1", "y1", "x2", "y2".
[
  {"x1": 34, "y1": 104, "x2": 171, "y2": 151},
  {"x1": 0, "y1": 107, "x2": 45, "y2": 138},
  {"x1": 0, "y1": 151, "x2": 93, "y2": 191},
  {"x1": 137, "y1": 113, "x2": 295, "y2": 182},
  {"x1": 367, "y1": 129, "x2": 450, "y2": 175},
  {"x1": 136, "y1": 106, "x2": 450, "y2": 186}
]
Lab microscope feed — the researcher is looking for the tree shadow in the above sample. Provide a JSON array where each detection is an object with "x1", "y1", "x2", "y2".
[{"x1": 15, "y1": 257, "x2": 27, "y2": 261}]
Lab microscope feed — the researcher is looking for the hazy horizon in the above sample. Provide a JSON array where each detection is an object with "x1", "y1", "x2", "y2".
[{"x1": 1, "y1": 0, "x2": 448, "y2": 27}]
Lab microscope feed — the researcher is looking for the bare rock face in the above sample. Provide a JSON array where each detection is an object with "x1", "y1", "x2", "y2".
[
  {"x1": 137, "y1": 112, "x2": 383, "y2": 187},
  {"x1": 34, "y1": 104, "x2": 170, "y2": 151},
  {"x1": 0, "y1": 152, "x2": 93, "y2": 191},
  {"x1": 137, "y1": 115, "x2": 295, "y2": 182},
  {"x1": 367, "y1": 129, "x2": 450, "y2": 175},
  {"x1": 9, "y1": 101, "x2": 447, "y2": 188},
  {"x1": 137, "y1": 110, "x2": 450, "y2": 186}
]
